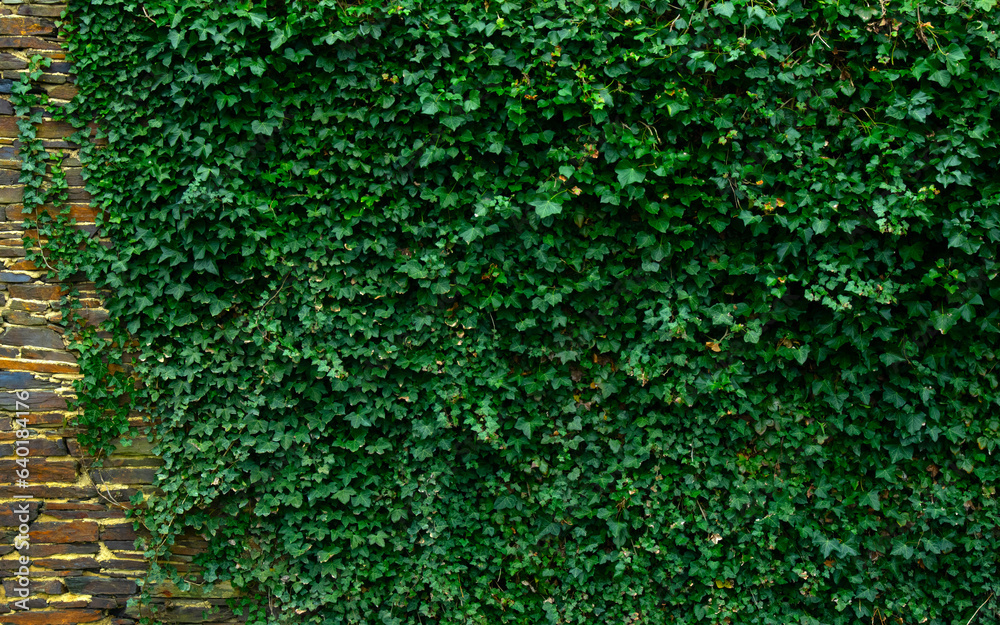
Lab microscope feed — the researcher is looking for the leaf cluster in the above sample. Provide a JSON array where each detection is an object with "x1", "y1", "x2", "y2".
[{"x1": 50, "y1": 0, "x2": 1000, "y2": 623}]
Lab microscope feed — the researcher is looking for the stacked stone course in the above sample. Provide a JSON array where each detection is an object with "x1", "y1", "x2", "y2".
[{"x1": 0, "y1": 3, "x2": 240, "y2": 623}]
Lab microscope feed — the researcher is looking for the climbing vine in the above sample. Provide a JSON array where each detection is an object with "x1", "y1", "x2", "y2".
[{"x1": 32, "y1": 0, "x2": 1000, "y2": 623}]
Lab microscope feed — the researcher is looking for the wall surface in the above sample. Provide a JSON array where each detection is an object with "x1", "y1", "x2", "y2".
[{"x1": 0, "y1": 3, "x2": 237, "y2": 623}]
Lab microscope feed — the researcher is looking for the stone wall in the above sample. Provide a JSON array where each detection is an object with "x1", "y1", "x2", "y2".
[{"x1": 0, "y1": 3, "x2": 238, "y2": 624}]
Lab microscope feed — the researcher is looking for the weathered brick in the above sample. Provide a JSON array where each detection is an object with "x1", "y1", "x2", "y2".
[
  {"x1": 0, "y1": 391, "x2": 66, "y2": 410},
  {"x1": 26, "y1": 521, "x2": 99, "y2": 543},
  {"x1": 0, "y1": 326, "x2": 64, "y2": 349},
  {"x1": 90, "y1": 468, "x2": 157, "y2": 485},
  {"x1": 34, "y1": 558, "x2": 102, "y2": 573},
  {"x1": 0, "y1": 358, "x2": 77, "y2": 373},
  {"x1": 17, "y1": 6, "x2": 67, "y2": 18},
  {"x1": 0, "y1": 412, "x2": 64, "y2": 429},
  {"x1": 1, "y1": 311, "x2": 46, "y2": 325},
  {"x1": 100, "y1": 524, "x2": 137, "y2": 541},
  {"x1": 8, "y1": 283, "x2": 63, "y2": 300},
  {"x1": 66, "y1": 188, "x2": 92, "y2": 202},
  {"x1": 0, "y1": 117, "x2": 75, "y2": 139},
  {"x1": 147, "y1": 580, "x2": 236, "y2": 599},
  {"x1": 21, "y1": 348, "x2": 76, "y2": 362},
  {"x1": 64, "y1": 576, "x2": 137, "y2": 595},
  {"x1": 0, "y1": 501, "x2": 38, "y2": 526},
  {"x1": 62, "y1": 168, "x2": 83, "y2": 186},
  {"x1": 0, "y1": 244, "x2": 25, "y2": 258},
  {"x1": 0, "y1": 186, "x2": 22, "y2": 202},
  {"x1": 0, "y1": 459, "x2": 77, "y2": 481},
  {"x1": 96, "y1": 558, "x2": 146, "y2": 571},
  {"x1": 0, "y1": 53, "x2": 27, "y2": 70},
  {"x1": 75, "y1": 308, "x2": 108, "y2": 326},
  {"x1": 0, "y1": 17, "x2": 55, "y2": 36},
  {"x1": 36, "y1": 72, "x2": 65, "y2": 84},
  {"x1": 0, "y1": 36, "x2": 61, "y2": 50},
  {"x1": 6, "y1": 204, "x2": 99, "y2": 222},
  {"x1": 2, "y1": 579, "x2": 63, "y2": 596},
  {"x1": 0, "y1": 272, "x2": 32, "y2": 283},
  {"x1": 46, "y1": 599, "x2": 89, "y2": 609},
  {"x1": 100, "y1": 456, "x2": 164, "y2": 468},
  {"x1": 0, "y1": 484, "x2": 96, "y2": 499},
  {"x1": 42, "y1": 502, "x2": 107, "y2": 511},
  {"x1": 17, "y1": 542, "x2": 99, "y2": 557},
  {"x1": 127, "y1": 603, "x2": 234, "y2": 623},
  {"x1": 0, "y1": 371, "x2": 60, "y2": 389},
  {"x1": 0, "y1": 436, "x2": 67, "y2": 455},
  {"x1": 42, "y1": 83, "x2": 76, "y2": 99},
  {"x1": 0, "y1": 609, "x2": 104, "y2": 624}
]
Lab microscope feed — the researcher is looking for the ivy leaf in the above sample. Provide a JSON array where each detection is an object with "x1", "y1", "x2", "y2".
[
  {"x1": 713, "y1": 1, "x2": 735, "y2": 17},
  {"x1": 531, "y1": 197, "x2": 563, "y2": 218},
  {"x1": 494, "y1": 494, "x2": 519, "y2": 510},
  {"x1": 615, "y1": 167, "x2": 646, "y2": 186}
]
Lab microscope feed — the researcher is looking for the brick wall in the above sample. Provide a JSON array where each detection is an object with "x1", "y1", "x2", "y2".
[{"x1": 0, "y1": 3, "x2": 239, "y2": 624}]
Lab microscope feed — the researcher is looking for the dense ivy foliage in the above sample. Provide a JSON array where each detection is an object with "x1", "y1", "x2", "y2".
[{"x1": 51, "y1": 0, "x2": 1000, "y2": 622}]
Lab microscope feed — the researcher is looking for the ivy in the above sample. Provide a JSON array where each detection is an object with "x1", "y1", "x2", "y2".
[{"x1": 38, "y1": 0, "x2": 1000, "y2": 623}]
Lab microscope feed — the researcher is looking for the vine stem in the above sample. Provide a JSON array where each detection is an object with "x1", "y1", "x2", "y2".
[{"x1": 965, "y1": 592, "x2": 995, "y2": 625}]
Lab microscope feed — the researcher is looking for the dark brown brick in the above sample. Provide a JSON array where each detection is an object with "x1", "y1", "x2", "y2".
[
  {"x1": 0, "y1": 436, "x2": 68, "y2": 456},
  {"x1": 0, "y1": 244, "x2": 25, "y2": 258},
  {"x1": 6, "y1": 203, "x2": 98, "y2": 222},
  {"x1": 16, "y1": 543, "x2": 99, "y2": 557},
  {"x1": 0, "y1": 609, "x2": 104, "y2": 624},
  {"x1": 42, "y1": 83, "x2": 77, "y2": 100},
  {"x1": 43, "y1": 509, "x2": 126, "y2": 521},
  {"x1": 100, "y1": 524, "x2": 137, "y2": 541},
  {"x1": 1, "y1": 311, "x2": 46, "y2": 325},
  {"x1": 0, "y1": 36, "x2": 61, "y2": 50},
  {"x1": 0, "y1": 391, "x2": 67, "y2": 410},
  {"x1": 66, "y1": 188, "x2": 92, "y2": 202},
  {"x1": 0, "y1": 117, "x2": 74, "y2": 139},
  {"x1": 0, "y1": 459, "x2": 77, "y2": 482},
  {"x1": 64, "y1": 576, "x2": 137, "y2": 595},
  {"x1": 0, "y1": 501, "x2": 38, "y2": 526},
  {"x1": 45, "y1": 600, "x2": 88, "y2": 609},
  {"x1": 0, "y1": 53, "x2": 27, "y2": 70},
  {"x1": 63, "y1": 168, "x2": 83, "y2": 186},
  {"x1": 9, "y1": 300, "x2": 47, "y2": 312},
  {"x1": 0, "y1": 412, "x2": 65, "y2": 429},
  {"x1": 44, "y1": 502, "x2": 107, "y2": 511},
  {"x1": 2, "y1": 579, "x2": 63, "y2": 596},
  {"x1": 91, "y1": 467, "x2": 157, "y2": 485},
  {"x1": 17, "y1": 6, "x2": 67, "y2": 19},
  {"x1": 27, "y1": 521, "x2": 98, "y2": 543},
  {"x1": 97, "y1": 558, "x2": 146, "y2": 571},
  {"x1": 0, "y1": 17, "x2": 55, "y2": 36},
  {"x1": 0, "y1": 484, "x2": 96, "y2": 499},
  {"x1": 8, "y1": 283, "x2": 63, "y2": 300}
]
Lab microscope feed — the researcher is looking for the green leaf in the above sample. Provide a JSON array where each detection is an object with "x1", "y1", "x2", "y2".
[
  {"x1": 615, "y1": 167, "x2": 646, "y2": 186},
  {"x1": 494, "y1": 494, "x2": 519, "y2": 510},
  {"x1": 531, "y1": 197, "x2": 563, "y2": 218},
  {"x1": 713, "y1": 1, "x2": 735, "y2": 17}
]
